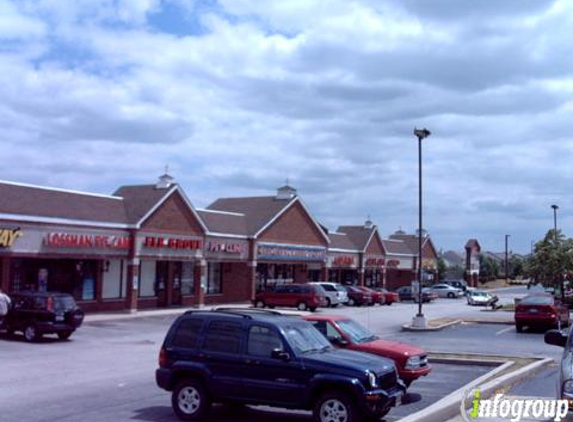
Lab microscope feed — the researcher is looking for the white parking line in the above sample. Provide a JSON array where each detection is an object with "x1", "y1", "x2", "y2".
[{"x1": 496, "y1": 326, "x2": 514, "y2": 336}]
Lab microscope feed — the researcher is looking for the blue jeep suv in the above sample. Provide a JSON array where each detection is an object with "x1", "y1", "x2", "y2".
[{"x1": 156, "y1": 309, "x2": 405, "y2": 422}]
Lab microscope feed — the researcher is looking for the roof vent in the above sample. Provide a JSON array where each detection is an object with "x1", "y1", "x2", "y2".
[
  {"x1": 156, "y1": 172, "x2": 175, "y2": 189},
  {"x1": 276, "y1": 184, "x2": 297, "y2": 200}
]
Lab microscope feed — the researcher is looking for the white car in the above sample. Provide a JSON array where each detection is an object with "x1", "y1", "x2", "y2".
[
  {"x1": 313, "y1": 282, "x2": 348, "y2": 307},
  {"x1": 467, "y1": 290, "x2": 498, "y2": 306},
  {"x1": 430, "y1": 283, "x2": 463, "y2": 298}
]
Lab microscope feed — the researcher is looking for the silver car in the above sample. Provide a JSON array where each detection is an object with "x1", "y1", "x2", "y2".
[
  {"x1": 466, "y1": 290, "x2": 497, "y2": 306},
  {"x1": 430, "y1": 283, "x2": 463, "y2": 298},
  {"x1": 313, "y1": 282, "x2": 348, "y2": 307},
  {"x1": 545, "y1": 328, "x2": 573, "y2": 404}
]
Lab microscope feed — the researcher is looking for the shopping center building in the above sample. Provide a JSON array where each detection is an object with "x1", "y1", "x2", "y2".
[{"x1": 0, "y1": 176, "x2": 439, "y2": 312}]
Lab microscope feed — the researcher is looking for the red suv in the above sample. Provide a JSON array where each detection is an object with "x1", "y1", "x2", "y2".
[
  {"x1": 305, "y1": 315, "x2": 431, "y2": 388},
  {"x1": 254, "y1": 283, "x2": 327, "y2": 312},
  {"x1": 515, "y1": 293, "x2": 570, "y2": 332}
]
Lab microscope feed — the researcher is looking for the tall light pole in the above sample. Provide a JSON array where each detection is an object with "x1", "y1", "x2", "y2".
[
  {"x1": 505, "y1": 234, "x2": 510, "y2": 284},
  {"x1": 413, "y1": 128, "x2": 431, "y2": 328},
  {"x1": 551, "y1": 204, "x2": 559, "y2": 242}
]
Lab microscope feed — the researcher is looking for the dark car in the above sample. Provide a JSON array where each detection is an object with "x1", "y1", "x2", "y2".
[
  {"x1": 395, "y1": 286, "x2": 437, "y2": 303},
  {"x1": 444, "y1": 279, "x2": 468, "y2": 292},
  {"x1": 544, "y1": 327, "x2": 573, "y2": 407},
  {"x1": 344, "y1": 285, "x2": 374, "y2": 306},
  {"x1": 515, "y1": 293, "x2": 570, "y2": 332},
  {"x1": 4, "y1": 291, "x2": 84, "y2": 342},
  {"x1": 254, "y1": 283, "x2": 327, "y2": 311},
  {"x1": 156, "y1": 309, "x2": 405, "y2": 422}
]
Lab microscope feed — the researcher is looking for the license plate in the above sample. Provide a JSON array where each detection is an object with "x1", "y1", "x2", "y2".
[
  {"x1": 529, "y1": 309, "x2": 538, "y2": 313},
  {"x1": 55, "y1": 315, "x2": 64, "y2": 322}
]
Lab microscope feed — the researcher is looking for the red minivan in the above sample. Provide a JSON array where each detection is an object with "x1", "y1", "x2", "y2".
[
  {"x1": 254, "y1": 283, "x2": 327, "y2": 312},
  {"x1": 515, "y1": 293, "x2": 570, "y2": 332}
]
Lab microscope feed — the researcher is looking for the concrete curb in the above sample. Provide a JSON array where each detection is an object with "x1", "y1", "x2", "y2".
[
  {"x1": 401, "y1": 319, "x2": 462, "y2": 332},
  {"x1": 397, "y1": 357, "x2": 553, "y2": 422},
  {"x1": 463, "y1": 319, "x2": 514, "y2": 325}
]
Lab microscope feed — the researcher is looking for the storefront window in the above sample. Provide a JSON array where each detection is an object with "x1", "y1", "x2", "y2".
[
  {"x1": 207, "y1": 262, "x2": 223, "y2": 295},
  {"x1": 9, "y1": 258, "x2": 98, "y2": 301},
  {"x1": 179, "y1": 261, "x2": 195, "y2": 295}
]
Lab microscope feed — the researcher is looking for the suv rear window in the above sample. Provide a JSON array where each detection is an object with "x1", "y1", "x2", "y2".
[
  {"x1": 54, "y1": 296, "x2": 76, "y2": 312},
  {"x1": 172, "y1": 318, "x2": 204, "y2": 348},
  {"x1": 203, "y1": 321, "x2": 242, "y2": 354}
]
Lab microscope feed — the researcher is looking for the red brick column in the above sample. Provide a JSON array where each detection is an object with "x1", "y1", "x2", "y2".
[
  {"x1": 194, "y1": 260, "x2": 206, "y2": 307},
  {"x1": 125, "y1": 259, "x2": 139, "y2": 313},
  {"x1": 247, "y1": 261, "x2": 257, "y2": 302},
  {"x1": 358, "y1": 269, "x2": 365, "y2": 286}
]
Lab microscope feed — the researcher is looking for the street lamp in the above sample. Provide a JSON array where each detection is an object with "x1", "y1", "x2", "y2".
[
  {"x1": 551, "y1": 204, "x2": 559, "y2": 242},
  {"x1": 505, "y1": 234, "x2": 510, "y2": 284},
  {"x1": 413, "y1": 128, "x2": 431, "y2": 328}
]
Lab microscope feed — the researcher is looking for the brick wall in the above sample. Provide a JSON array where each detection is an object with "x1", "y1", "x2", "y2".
[
  {"x1": 258, "y1": 202, "x2": 327, "y2": 247},
  {"x1": 143, "y1": 192, "x2": 204, "y2": 235},
  {"x1": 366, "y1": 234, "x2": 385, "y2": 255},
  {"x1": 204, "y1": 262, "x2": 251, "y2": 305},
  {"x1": 386, "y1": 269, "x2": 416, "y2": 290}
]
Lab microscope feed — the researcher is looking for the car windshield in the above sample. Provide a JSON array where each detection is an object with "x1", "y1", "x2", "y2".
[
  {"x1": 472, "y1": 291, "x2": 488, "y2": 297},
  {"x1": 334, "y1": 285, "x2": 346, "y2": 292},
  {"x1": 520, "y1": 295, "x2": 553, "y2": 305},
  {"x1": 282, "y1": 322, "x2": 333, "y2": 354},
  {"x1": 337, "y1": 319, "x2": 378, "y2": 344}
]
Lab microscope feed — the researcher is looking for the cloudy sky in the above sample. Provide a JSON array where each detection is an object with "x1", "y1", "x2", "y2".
[{"x1": 1, "y1": 0, "x2": 572, "y2": 253}]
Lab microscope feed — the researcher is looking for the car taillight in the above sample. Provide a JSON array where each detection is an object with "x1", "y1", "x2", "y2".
[
  {"x1": 158, "y1": 348, "x2": 168, "y2": 368},
  {"x1": 47, "y1": 296, "x2": 54, "y2": 312}
]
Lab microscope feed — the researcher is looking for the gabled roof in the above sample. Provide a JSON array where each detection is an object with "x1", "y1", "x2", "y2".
[
  {"x1": 113, "y1": 184, "x2": 171, "y2": 224},
  {"x1": 207, "y1": 195, "x2": 329, "y2": 243},
  {"x1": 389, "y1": 233, "x2": 438, "y2": 258},
  {"x1": 441, "y1": 250, "x2": 465, "y2": 266},
  {"x1": 0, "y1": 180, "x2": 128, "y2": 227},
  {"x1": 328, "y1": 232, "x2": 359, "y2": 252},
  {"x1": 465, "y1": 238, "x2": 481, "y2": 251},
  {"x1": 381, "y1": 238, "x2": 415, "y2": 256},
  {"x1": 196, "y1": 209, "x2": 249, "y2": 237},
  {"x1": 337, "y1": 225, "x2": 377, "y2": 251}
]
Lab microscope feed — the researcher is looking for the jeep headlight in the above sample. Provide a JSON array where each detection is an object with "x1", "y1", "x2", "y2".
[
  {"x1": 563, "y1": 380, "x2": 573, "y2": 395},
  {"x1": 366, "y1": 371, "x2": 378, "y2": 388}
]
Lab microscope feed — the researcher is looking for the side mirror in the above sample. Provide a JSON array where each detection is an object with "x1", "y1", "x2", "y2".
[
  {"x1": 545, "y1": 329, "x2": 567, "y2": 348},
  {"x1": 271, "y1": 349, "x2": 291, "y2": 361}
]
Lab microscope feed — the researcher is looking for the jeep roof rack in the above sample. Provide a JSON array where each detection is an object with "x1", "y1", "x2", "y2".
[{"x1": 213, "y1": 307, "x2": 283, "y2": 316}]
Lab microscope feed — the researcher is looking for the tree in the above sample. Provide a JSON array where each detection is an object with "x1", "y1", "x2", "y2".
[
  {"x1": 509, "y1": 255, "x2": 525, "y2": 278},
  {"x1": 479, "y1": 254, "x2": 500, "y2": 282},
  {"x1": 525, "y1": 229, "x2": 573, "y2": 296},
  {"x1": 437, "y1": 257, "x2": 447, "y2": 281}
]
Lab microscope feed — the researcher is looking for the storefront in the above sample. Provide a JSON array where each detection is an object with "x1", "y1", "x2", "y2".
[
  {"x1": 203, "y1": 238, "x2": 250, "y2": 304},
  {"x1": 364, "y1": 256, "x2": 385, "y2": 287},
  {"x1": 255, "y1": 243, "x2": 327, "y2": 290},
  {"x1": 327, "y1": 253, "x2": 359, "y2": 285},
  {"x1": 0, "y1": 223, "x2": 131, "y2": 312}
]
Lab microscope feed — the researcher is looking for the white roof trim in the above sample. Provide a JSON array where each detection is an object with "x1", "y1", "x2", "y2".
[
  {"x1": 328, "y1": 248, "x2": 360, "y2": 254},
  {"x1": 0, "y1": 179, "x2": 123, "y2": 201},
  {"x1": 361, "y1": 227, "x2": 378, "y2": 253},
  {"x1": 197, "y1": 208, "x2": 245, "y2": 217},
  {"x1": 385, "y1": 252, "x2": 416, "y2": 257},
  {"x1": 0, "y1": 213, "x2": 133, "y2": 229},
  {"x1": 206, "y1": 232, "x2": 249, "y2": 239},
  {"x1": 254, "y1": 197, "x2": 330, "y2": 244},
  {"x1": 330, "y1": 232, "x2": 348, "y2": 236},
  {"x1": 136, "y1": 186, "x2": 209, "y2": 233}
]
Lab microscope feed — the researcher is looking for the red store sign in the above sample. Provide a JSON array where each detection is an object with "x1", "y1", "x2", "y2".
[
  {"x1": 144, "y1": 236, "x2": 202, "y2": 250},
  {"x1": 386, "y1": 259, "x2": 401, "y2": 268},
  {"x1": 45, "y1": 233, "x2": 131, "y2": 249},
  {"x1": 332, "y1": 255, "x2": 355, "y2": 266},
  {"x1": 365, "y1": 258, "x2": 385, "y2": 267},
  {"x1": 207, "y1": 241, "x2": 246, "y2": 254}
]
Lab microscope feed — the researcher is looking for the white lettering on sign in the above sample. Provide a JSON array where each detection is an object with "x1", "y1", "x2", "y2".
[{"x1": 207, "y1": 241, "x2": 246, "y2": 254}]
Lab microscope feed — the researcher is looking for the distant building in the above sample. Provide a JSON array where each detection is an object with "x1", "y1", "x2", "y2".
[{"x1": 465, "y1": 239, "x2": 481, "y2": 287}]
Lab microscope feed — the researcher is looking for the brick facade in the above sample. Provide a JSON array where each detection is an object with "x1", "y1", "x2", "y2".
[{"x1": 142, "y1": 192, "x2": 204, "y2": 235}]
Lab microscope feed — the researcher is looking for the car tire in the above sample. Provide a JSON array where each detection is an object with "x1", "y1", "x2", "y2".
[
  {"x1": 254, "y1": 300, "x2": 265, "y2": 308},
  {"x1": 58, "y1": 331, "x2": 73, "y2": 340},
  {"x1": 172, "y1": 379, "x2": 211, "y2": 421},
  {"x1": 309, "y1": 307, "x2": 317, "y2": 312},
  {"x1": 386, "y1": 302, "x2": 392, "y2": 306},
  {"x1": 348, "y1": 298, "x2": 356, "y2": 306},
  {"x1": 447, "y1": 292, "x2": 455, "y2": 299},
  {"x1": 24, "y1": 323, "x2": 39, "y2": 342},
  {"x1": 297, "y1": 302, "x2": 309, "y2": 311},
  {"x1": 516, "y1": 324, "x2": 523, "y2": 333},
  {"x1": 325, "y1": 298, "x2": 331, "y2": 308},
  {"x1": 313, "y1": 392, "x2": 358, "y2": 422}
]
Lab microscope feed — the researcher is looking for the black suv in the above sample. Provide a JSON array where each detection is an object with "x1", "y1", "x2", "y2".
[
  {"x1": 156, "y1": 309, "x2": 405, "y2": 422},
  {"x1": 4, "y1": 291, "x2": 84, "y2": 342}
]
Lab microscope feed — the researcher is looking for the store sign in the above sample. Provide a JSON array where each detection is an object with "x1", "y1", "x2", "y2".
[
  {"x1": 365, "y1": 258, "x2": 385, "y2": 267},
  {"x1": 144, "y1": 236, "x2": 202, "y2": 250},
  {"x1": 0, "y1": 228, "x2": 21, "y2": 248},
  {"x1": 206, "y1": 241, "x2": 246, "y2": 254},
  {"x1": 257, "y1": 243, "x2": 326, "y2": 261},
  {"x1": 332, "y1": 255, "x2": 356, "y2": 266},
  {"x1": 386, "y1": 259, "x2": 401, "y2": 268},
  {"x1": 44, "y1": 232, "x2": 131, "y2": 249}
]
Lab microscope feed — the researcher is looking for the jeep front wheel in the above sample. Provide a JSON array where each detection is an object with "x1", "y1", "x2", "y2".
[
  {"x1": 172, "y1": 379, "x2": 210, "y2": 421},
  {"x1": 313, "y1": 393, "x2": 357, "y2": 422},
  {"x1": 297, "y1": 302, "x2": 308, "y2": 311}
]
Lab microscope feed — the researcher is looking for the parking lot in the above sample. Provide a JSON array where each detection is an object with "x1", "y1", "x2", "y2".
[{"x1": 0, "y1": 287, "x2": 561, "y2": 422}]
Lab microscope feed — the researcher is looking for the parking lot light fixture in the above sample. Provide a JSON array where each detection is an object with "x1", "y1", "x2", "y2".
[{"x1": 412, "y1": 128, "x2": 431, "y2": 329}]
